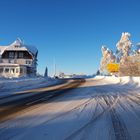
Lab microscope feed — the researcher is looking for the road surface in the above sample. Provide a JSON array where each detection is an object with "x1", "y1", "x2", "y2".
[{"x1": 0, "y1": 77, "x2": 140, "y2": 140}]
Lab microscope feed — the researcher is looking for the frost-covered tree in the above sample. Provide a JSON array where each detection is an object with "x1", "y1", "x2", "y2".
[
  {"x1": 116, "y1": 33, "x2": 140, "y2": 76},
  {"x1": 116, "y1": 32, "x2": 132, "y2": 64},
  {"x1": 133, "y1": 43, "x2": 140, "y2": 56},
  {"x1": 100, "y1": 32, "x2": 140, "y2": 76},
  {"x1": 107, "y1": 50, "x2": 116, "y2": 63},
  {"x1": 100, "y1": 46, "x2": 116, "y2": 74},
  {"x1": 100, "y1": 46, "x2": 108, "y2": 73}
]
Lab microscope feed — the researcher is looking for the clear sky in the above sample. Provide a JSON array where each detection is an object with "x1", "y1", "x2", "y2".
[{"x1": 0, "y1": 0, "x2": 140, "y2": 76}]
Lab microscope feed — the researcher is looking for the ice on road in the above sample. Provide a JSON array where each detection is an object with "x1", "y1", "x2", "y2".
[{"x1": 0, "y1": 76, "x2": 140, "y2": 140}]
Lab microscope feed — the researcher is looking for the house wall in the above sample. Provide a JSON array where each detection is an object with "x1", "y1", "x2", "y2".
[
  {"x1": 0, "y1": 66, "x2": 27, "y2": 78},
  {"x1": 1, "y1": 59, "x2": 33, "y2": 66},
  {"x1": 0, "y1": 49, "x2": 37, "y2": 78},
  {"x1": 2, "y1": 51, "x2": 33, "y2": 59}
]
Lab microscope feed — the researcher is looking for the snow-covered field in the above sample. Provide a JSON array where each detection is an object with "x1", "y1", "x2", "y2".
[
  {"x1": 0, "y1": 76, "x2": 140, "y2": 140},
  {"x1": 0, "y1": 77, "x2": 60, "y2": 98}
]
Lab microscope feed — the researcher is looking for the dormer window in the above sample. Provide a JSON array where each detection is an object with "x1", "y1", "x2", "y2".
[{"x1": 15, "y1": 45, "x2": 19, "y2": 48}]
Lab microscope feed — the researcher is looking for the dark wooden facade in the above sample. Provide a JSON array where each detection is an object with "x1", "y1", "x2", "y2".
[{"x1": 2, "y1": 51, "x2": 33, "y2": 59}]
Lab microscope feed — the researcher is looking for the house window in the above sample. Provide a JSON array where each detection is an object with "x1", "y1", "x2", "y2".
[
  {"x1": 20, "y1": 68, "x2": 23, "y2": 73},
  {"x1": 8, "y1": 59, "x2": 12, "y2": 63},
  {"x1": 15, "y1": 45, "x2": 19, "y2": 48},
  {"x1": 0, "y1": 68, "x2": 3, "y2": 73},
  {"x1": 16, "y1": 68, "x2": 19, "y2": 73},
  {"x1": 5, "y1": 68, "x2": 9, "y2": 73},
  {"x1": 18, "y1": 52, "x2": 24, "y2": 58},
  {"x1": 9, "y1": 52, "x2": 14, "y2": 58},
  {"x1": 26, "y1": 60, "x2": 31, "y2": 64}
]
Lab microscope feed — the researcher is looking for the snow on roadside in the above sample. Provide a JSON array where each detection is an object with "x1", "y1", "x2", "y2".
[
  {"x1": 0, "y1": 77, "x2": 60, "y2": 97},
  {"x1": 94, "y1": 75, "x2": 140, "y2": 87}
]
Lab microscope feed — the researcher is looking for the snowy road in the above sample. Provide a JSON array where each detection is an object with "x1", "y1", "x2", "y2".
[{"x1": 0, "y1": 77, "x2": 140, "y2": 140}]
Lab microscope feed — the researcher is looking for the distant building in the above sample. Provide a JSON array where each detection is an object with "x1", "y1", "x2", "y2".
[
  {"x1": 58, "y1": 72, "x2": 87, "y2": 79},
  {"x1": 0, "y1": 38, "x2": 38, "y2": 78}
]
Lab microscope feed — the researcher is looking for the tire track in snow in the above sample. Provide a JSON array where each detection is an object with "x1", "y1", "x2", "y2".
[
  {"x1": 0, "y1": 98, "x2": 95, "y2": 140},
  {"x1": 64, "y1": 94, "x2": 119, "y2": 140},
  {"x1": 42, "y1": 97, "x2": 95, "y2": 124},
  {"x1": 127, "y1": 95, "x2": 140, "y2": 106},
  {"x1": 105, "y1": 95, "x2": 131, "y2": 140},
  {"x1": 110, "y1": 107, "x2": 131, "y2": 140},
  {"x1": 125, "y1": 95, "x2": 140, "y2": 119}
]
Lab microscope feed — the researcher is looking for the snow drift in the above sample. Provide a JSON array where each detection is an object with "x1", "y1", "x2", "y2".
[{"x1": 94, "y1": 75, "x2": 140, "y2": 87}]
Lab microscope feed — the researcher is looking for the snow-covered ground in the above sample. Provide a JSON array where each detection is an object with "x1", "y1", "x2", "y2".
[
  {"x1": 0, "y1": 76, "x2": 140, "y2": 140},
  {"x1": 0, "y1": 77, "x2": 61, "y2": 98}
]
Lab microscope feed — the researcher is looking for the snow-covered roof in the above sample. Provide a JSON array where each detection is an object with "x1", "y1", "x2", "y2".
[
  {"x1": 0, "y1": 38, "x2": 38, "y2": 56},
  {"x1": 0, "y1": 46, "x2": 8, "y2": 55},
  {"x1": 25, "y1": 45, "x2": 38, "y2": 56}
]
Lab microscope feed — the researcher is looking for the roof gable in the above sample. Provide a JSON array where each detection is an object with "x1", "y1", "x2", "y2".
[{"x1": 0, "y1": 38, "x2": 38, "y2": 56}]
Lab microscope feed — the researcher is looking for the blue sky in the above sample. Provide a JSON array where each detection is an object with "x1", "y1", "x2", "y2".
[{"x1": 0, "y1": 0, "x2": 140, "y2": 75}]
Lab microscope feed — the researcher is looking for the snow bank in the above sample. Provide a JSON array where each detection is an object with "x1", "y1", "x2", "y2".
[
  {"x1": 0, "y1": 77, "x2": 60, "y2": 98},
  {"x1": 119, "y1": 76, "x2": 140, "y2": 86},
  {"x1": 94, "y1": 75, "x2": 140, "y2": 87},
  {"x1": 94, "y1": 75, "x2": 120, "y2": 83},
  {"x1": 93, "y1": 76, "x2": 105, "y2": 80}
]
